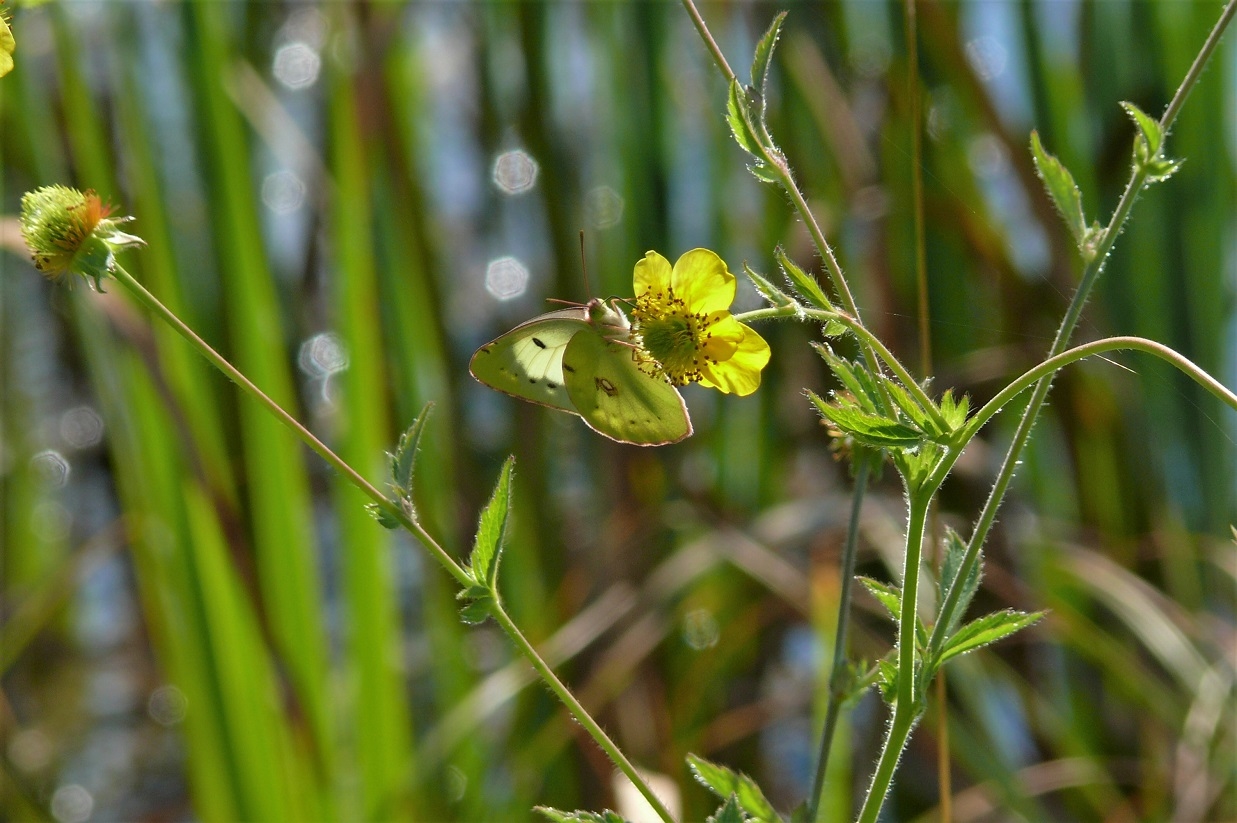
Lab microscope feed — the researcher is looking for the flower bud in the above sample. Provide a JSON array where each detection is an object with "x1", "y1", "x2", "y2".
[{"x1": 19, "y1": 186, "x2": 144, "y2": 291}]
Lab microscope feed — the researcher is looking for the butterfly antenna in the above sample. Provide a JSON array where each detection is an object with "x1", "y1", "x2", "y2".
[{"x1": 578, "y1": 229, "x2": 593, "y2": 299}]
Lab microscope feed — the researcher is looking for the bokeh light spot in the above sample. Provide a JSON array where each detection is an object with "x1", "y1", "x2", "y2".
[
  {"x1": 492, "y1": 149, "x2": 539, "y2": 195},
  {"x1": 965, "y1": 36, "x2": 1007, "y2": 81},
  {"x1": 60, "y1": 406, "x2": 104, "y2": 450},
  {"x1": 273, "y1": 42, "x2": 321, "y2": 90},
  {"x1": 585, "y1": 185, "x2": 624, "y2": 229},
  {"x1": 148, "y1": 685, "x2": 188, "y2": 727},
  {"x1": 485, "y1": 256, "x2": 530, "y2": 301},
  {"x1": 8, "y1": 729, "x2": 53, "y2": 773},
  {"x1": 682, "y1": 608, "x2": 720, "y2": 650},
  {"x1": 262, "y1": 171, "x2": 306, "y2": 214},
  {"x1": 298, "y1": 332, "x2": 350, "y2": 379},
  {"x1": 50, "y1": 784, "x2": 93, "y2": 823},
  {"x1": 30, "y1": 450, "x2": 70, "y2": 488}
]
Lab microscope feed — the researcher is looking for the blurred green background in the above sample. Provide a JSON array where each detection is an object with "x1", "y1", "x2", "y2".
[{"x1": 1, "y1": 1, "x2": 1233, "y2": 820}]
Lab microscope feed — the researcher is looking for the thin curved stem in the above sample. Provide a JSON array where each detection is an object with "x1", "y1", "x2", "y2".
[
  {"x1": 807, "y1": 459, "x2": 870, "y2": 823},
  {"x1": 110, "y1": 264, "x2": 474, "y2": 589},
  {"x1": 931, "y1": 0, "x2": 1235, "y2": 661},
  {"x1": 490, "y1": 604, "x2": 677, "y2": 823}
]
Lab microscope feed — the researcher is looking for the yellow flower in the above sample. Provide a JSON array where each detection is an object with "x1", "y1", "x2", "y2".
[{"x1": 631, "y1": 248, "x2": 770, "y2": 396}]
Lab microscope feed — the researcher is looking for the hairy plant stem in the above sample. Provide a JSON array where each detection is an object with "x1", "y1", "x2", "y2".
[
  {"x1": 807, "y1": 459, "x2": 870, "y2": 823},
  {"x1": 490, "y1": 604, "x2": 677, "y2": 823},
  {"x1": 928, "y1": 0, "x2": 1236, "y2": 660},
  {"x1": 855, "y1": 490, "x2": 931, "y2": 823},
  {"x1": 110, "y1": 263, "x2": 677, "y2": 819}
]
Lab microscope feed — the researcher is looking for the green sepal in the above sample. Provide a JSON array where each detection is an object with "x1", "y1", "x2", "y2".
[
  {"x1": 1030, "y1": 130, "x2": 1087, "y2": 248},
  {"x1": 938, "y1": 609, "x2": 1045, "y2": 665},
  {"x1": 534, "y1": 807, "x2": 628, "y2": 823},
  {"x1": 468, "y1": 456, "x2": 515, "y2": 588},
  {"x1": 822, "y1": 319, "x2": 847, "y2": 338},
  {"x1": 687, "y1": 754, "x2": 781, "y2": 822},
  {"x1": 743, "y1": 263, "x2": 797, "y2": 311},
  {"x1": 708, "y1": 795, "x2": 747, "y2": 823},
  {"x1": 775, "y1": 246, "x2": 832, "y2": 311},
  {"x1": 457, "y1": 584, "x2": 495, "y2": 625},
  {"x1": 750, "y1": 12, "x2": 788, "y2": 115}
]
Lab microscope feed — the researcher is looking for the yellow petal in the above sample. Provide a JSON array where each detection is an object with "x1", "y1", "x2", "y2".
[
  {"x1": 671, "y1": 248, "x2": 735, "y2": 314},
  {"x1": 701, "y1": 312, "x2": 742, "y2": 362},
  {"x1": 633, "y1": 250, "x2": 673, "y2": 298},
  {"x1": 699, "y1": 324, "x2": 770, "y2": 396}
]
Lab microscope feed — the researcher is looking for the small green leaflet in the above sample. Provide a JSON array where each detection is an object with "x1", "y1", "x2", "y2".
[
  {"x1": 937, "y1": 527, "x2": 981, "y2": 637},
  {"x1": 1120, "y1": 101, "x2": 1162, "y2": 155},
  {"x1": 1030, "y1": 130, "x2": 1087, "y2": 248},
  {"x1": 743, "y1": 262, "x2": 797, "y2": 312},
  {"x1": 775, "y1": 246, "x2": 832, "y2": 311},
  {"x1": 367, "y1": 403, "x2": 434, "y2": 529},
  {"x1": 750, "y1": 12, "x2": 787, "y2": 116},
  {"x1": 1119, "y1": 101, "x2": 1183, "y2": 183},
  {"x1": 938, "y1": 609, "x2": 1045, "y2": 665},
  {"x1": 468, "y1": 456, "x2": 514, "y2": 588},
  {"x1": 687, "y1": 754, "x2": 781, "y2": 823}
]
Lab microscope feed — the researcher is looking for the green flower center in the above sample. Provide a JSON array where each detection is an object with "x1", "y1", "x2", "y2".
[{"x1": 632, "y1": 287, "x2": 716, "y2": 385}]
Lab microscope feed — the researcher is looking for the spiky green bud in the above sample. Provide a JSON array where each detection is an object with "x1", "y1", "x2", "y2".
[{"x1": 19, "y1": 186, "x2": 144, "y2": 291}]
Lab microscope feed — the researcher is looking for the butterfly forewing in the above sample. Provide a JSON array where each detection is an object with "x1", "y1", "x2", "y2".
[
  {"x1": 563, "y1": 331, "x2": 692, "y2": 446},
  {"x1": 469, "y1": 308, "x2": 590, "y2": 412}
]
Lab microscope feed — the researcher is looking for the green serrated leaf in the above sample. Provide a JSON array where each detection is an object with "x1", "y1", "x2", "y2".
[
  {"x1": 938, "y1": 610, "x2": 1045, "y2": 664},
  {"x1": 938, "y1": 389, "x2": 969, "y2": 430},
  {"x1": 1120, "y1": 101, "x2": 1163, "y2": 155},
  {"x1": 469, "y1": 456, "x2": 515, "y2": 587},
  {"x1": 881, "y1": 376, "x2": 936, "y2": 435},
  {"x1": 366, "y1": 502, "x2": 401, "y2": 530},
  {"x1": 751, "y1": 12, "x2": 788, "y2": 109},
  {"x1": 809, "y1": 396, "x2": 923, "y2": 449},
  {"x1": 743, "y1": 263, "x2": 797, "y2": 310},
  {"x1": 937, "y1": 528, "x2": 981, "y2": 636},
  {"x1": 708, "y1": 795, "x2": 747, "y2": 823},
  {"x1": 859, "y1": 577, "x2": 902, "y2": 621},
  {"x1": 775, "y1": 246, "x2": 832, "y2": 311},
  {"x1": 810, "y1": 345, "x2": 868, "y2": 406},
  {"x1": 534, "y1": 807, "x2": 628, "y2": 823},
  {"x1": 1029, "y1": 130, "x2": 1087, "y2": 247},
  {"x1": 727, "y1": 80, "x2": 763, "y2": 158},
  {"x1": 687, "y1": 754, "x2": 780, "y2": 822},
  {"x1": 390, "y1": 402, "x2": 433, "y2": 499}
]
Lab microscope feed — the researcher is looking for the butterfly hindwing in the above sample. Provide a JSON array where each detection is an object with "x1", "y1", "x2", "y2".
[
  {"x1": 469, "y1": 308, "x2": 590, "y2": 412},
  {"x1": 563, "y1": 330, "x2": 692, "y2": 446}
]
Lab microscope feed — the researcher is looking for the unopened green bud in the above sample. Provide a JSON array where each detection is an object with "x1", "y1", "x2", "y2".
[{"x1": 19, "y1": 186, "x2": 144, "y2": 291}]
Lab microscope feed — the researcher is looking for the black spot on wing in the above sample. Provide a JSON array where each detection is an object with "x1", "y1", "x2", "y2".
[
  {"x1": 563, "y1": 364, "x2": 576, "y2": 373},
  {"x1": 547, "y1": 382, "x2": 558, "y2": 389},
  {"x1": 532, "y1": 337, "x2": 547, "y2": 349}
]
